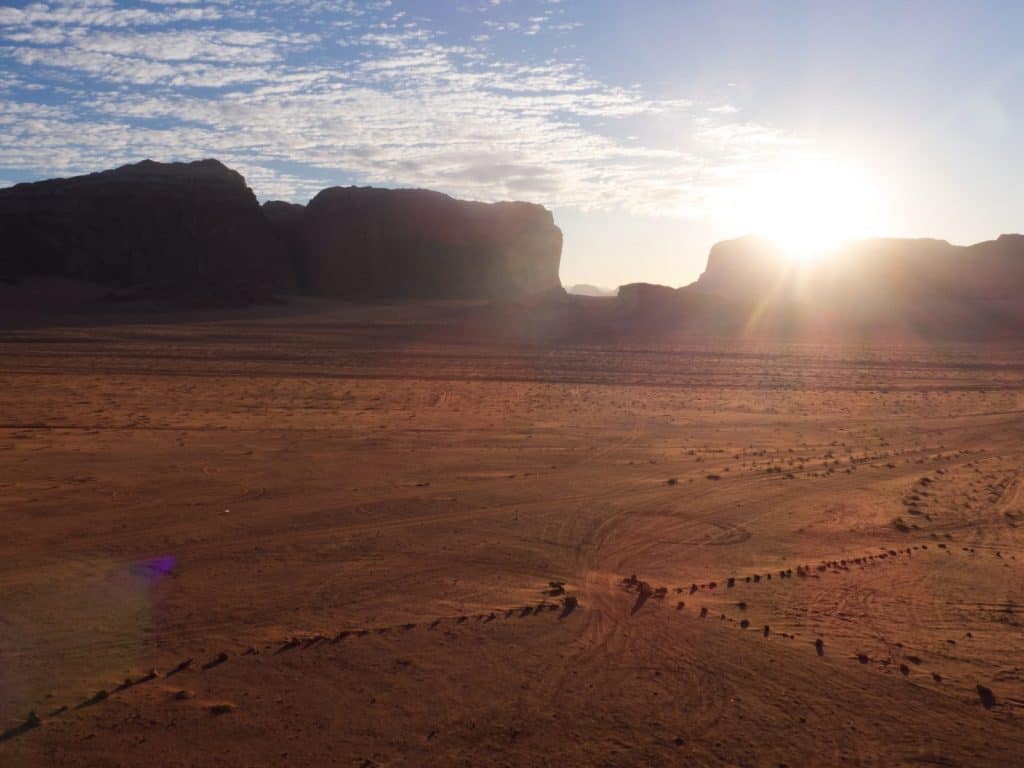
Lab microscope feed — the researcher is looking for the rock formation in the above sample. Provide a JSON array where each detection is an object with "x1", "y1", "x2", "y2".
[
  {"x1": 616, "y1": 282, "x2": 680, "y2": 312},
  {"x1": 2, "y1": 160, "x2": 563, "y2": 307},
  {"x1": 0, "y1": 159, "x2": 291, "y2": 305},
  {"x1": 688, "y1": 236, "x2": 787, "y2": 300},
  {"x1": 266, "y1": 186, "x2": 562, "y2": 300},
  {"x1": 613, "y1": 234, "x2": 1024, "y2": 338},
  {"x1": 691, "y1": 234, "x2": 1024, "y2": 306}
]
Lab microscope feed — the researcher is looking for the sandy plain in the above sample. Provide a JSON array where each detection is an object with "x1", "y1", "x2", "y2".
[{"x1": 2, "y1": 299, "x2": 1023, "y2": 767}]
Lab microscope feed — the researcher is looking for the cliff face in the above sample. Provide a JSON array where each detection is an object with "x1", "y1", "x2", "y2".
[
  {"x1": 293, "y1": 186, "x2": 563, "y2": 300},
  {"x1": 614, "y1": 234, "x2": 1024, "y2": 339},
  {"x1": 261, "y1": 200, "x2": 307, "y2": 294},
  {"x1": 616, "y1": 282, "x2": 679, "y2": 312},
  {"x1": 691, "y1": 236, "x2": 787, "y2": 299},
  {"x1": 692, "y1": 235, "x2": 1024, "y2": 305},
  {"x1": 0, "y1": 159, "x2": 290, "y2": 304},
  {"x1": 1, "y1": 161, "x2": 564, "y2": 306}
]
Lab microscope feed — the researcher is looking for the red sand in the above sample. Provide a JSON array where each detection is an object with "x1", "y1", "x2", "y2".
[{"x1": 2, "y1": 301, "x2": 1023, "y2": 766}]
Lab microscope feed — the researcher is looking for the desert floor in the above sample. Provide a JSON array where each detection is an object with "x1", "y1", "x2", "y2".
[{"x1": 2, "y1": 300, "x2": 1024, "y2": 767}]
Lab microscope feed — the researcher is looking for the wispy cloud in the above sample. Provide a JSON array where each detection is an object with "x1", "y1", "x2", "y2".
[{"x1": 0, "y1": 0, "x2": 805, "y2": 215}]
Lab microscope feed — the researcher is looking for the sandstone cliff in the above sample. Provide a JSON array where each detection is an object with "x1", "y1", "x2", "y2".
[
  {"x1": 271, "y1": 186, "x2": 563, "y2": 300},
  {"x1": 2, "y1": 161, "x2": 564, "y2": 307},
  {"x1": 614, "y1": 234, "x2": 1024, "y2": 339},
  {"x1": 691, "y1": 234, "x2": 1024, "y2": 305},
  {"x1": 0, "y1": 159, "x2": 290, "y2": 305}
]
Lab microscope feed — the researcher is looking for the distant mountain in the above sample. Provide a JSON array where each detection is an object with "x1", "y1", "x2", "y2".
[
  {"x1": 612, "y1": 234, "x2": 1024, "y2": 339},
  {"x1": 1, "y1": 159, "x2": 564, "y2": 307},
  {"x1": 566, "y1": 283, "x2": 616, "y2": 297}
]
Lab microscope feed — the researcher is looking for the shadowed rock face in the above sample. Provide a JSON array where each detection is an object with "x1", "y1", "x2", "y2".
[
  {"x1": 691, "y1": 237, "x2": 788, "y2": 300},
  {"x1": 289, "y1": 186, "x2": 562, "y2": 300},
  {"x1": 2, "y1": 160, "x2": 563, "y2": 307},
  {"x1": 261, "y1": 200, "x2": 307, "y2": 293},
  {"x1": 0, "y1": 159, "x2": 291, "y2": 305},
  {"x1": 613, "y1": 234, "x2": 1024, "y2": 339},
  {"x1": 617, "y1": 282, "x2": 679, "y2": 311},
  {"x1": 692, "y1": 234, "x2": 1024, "y2": 305}
]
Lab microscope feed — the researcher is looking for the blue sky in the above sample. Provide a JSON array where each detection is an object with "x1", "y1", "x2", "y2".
[{"x1": 1, "y1": 1, "x2": 1021, "y2": 287}]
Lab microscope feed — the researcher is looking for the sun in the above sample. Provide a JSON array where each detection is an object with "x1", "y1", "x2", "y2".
[{"x1": 719, "y1": 157, "x2": 880, "y2": 265}]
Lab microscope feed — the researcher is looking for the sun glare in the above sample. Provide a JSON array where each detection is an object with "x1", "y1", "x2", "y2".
[{"x1": 721, "y1": 159, "x2": 880, "y2": 265}]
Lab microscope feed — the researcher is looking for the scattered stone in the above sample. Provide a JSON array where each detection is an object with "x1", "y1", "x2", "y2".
[
  {"x1": 166, "y1": 659, "x2": 193, "y2": 676},
  {"x1": 977, "y1": 684, "x2": 997, "y2": 709},
  {"x1": 202, "y1": 652, "x2": 229, "y2": 670},
  {"x1": 560, "y1": 595, "x2": 579, "y2": 618},
  {"x1": 78, "y1": 690, "x2": 109, "y2": 708}
]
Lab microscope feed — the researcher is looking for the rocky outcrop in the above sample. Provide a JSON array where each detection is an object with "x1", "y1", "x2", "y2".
[
  {"x1": 288, "y1": 186, "x2": 562, "y2": 300},
  {"x1": 566, "y1": 284, "x2": 616, "y2": 297},
  {"x1": 0, "y1": 159, "x2": 291, "y2": 304},
  {"x1": 690, "y1": 236, "x2": 787, "y2": 300},
  {"x1": 691, "y1": 234, "x2": 1024, "y2": 306},
  {"x1": 616, "y1": 282, "x2": 679, "y2": 312},
  {"x1": 2, "y1": 159, "x2": 564, "y2": 306},
  {"x1": 613, "y1": 234, "x2": 1024, "y2": 339},
  {"x1": 611, "y1": 281, "x2": 745, "y2": 336}
]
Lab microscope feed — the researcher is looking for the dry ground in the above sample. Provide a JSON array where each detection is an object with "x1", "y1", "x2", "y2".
[{"x1": 2, "y1": 300, "x2": 1024, "y2": 767}]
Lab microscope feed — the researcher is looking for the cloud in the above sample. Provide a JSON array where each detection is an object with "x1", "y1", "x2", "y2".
[
  {"x1": 0, "y1": 0, "x2": 224, "y2": 28},
  {"x1": 0, "y1": 0, "x2": 803, "y2": 217}
]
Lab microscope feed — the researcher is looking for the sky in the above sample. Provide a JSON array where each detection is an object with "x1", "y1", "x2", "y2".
[{"x1": 0, "y1": 1, "x2": 1021, "y2": 288}]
